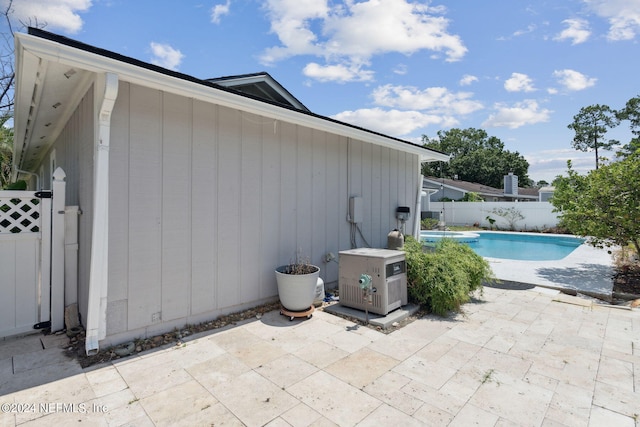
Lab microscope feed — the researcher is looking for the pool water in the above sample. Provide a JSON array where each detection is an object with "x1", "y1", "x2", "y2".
[{"x1": 468, "y1": 232, "x2": 584, "y2": 261}]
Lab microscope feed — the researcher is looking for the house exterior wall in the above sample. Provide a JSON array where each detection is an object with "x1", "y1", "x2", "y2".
[
  {"x1": 539, "y1": 192, "x2": 553, "y2": 202},
  {"x1": 427, "y1": 186, "x2": 465, "y2": 202},
  {"x1": 42, "y1": 87, "x2": 95, "y2": 323},
  {"x1": 104, "y1": 81, "x2": 420, "y2": 344}
]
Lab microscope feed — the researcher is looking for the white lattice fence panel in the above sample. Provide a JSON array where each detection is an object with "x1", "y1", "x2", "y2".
[{"x1": 0, "y1": 193, "x2": 41, "y2": 234}]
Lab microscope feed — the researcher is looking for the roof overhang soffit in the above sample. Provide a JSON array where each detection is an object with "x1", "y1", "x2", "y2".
[
  {"x1": 14, "y1": 33, "x2": 449, "y2": 164},
  {"x1": 14, "y1": 36, "x2": 94, "y2": 172}
]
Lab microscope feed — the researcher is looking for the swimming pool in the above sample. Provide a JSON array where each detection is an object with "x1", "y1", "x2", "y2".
[
  {"x1": 420, "y1": 230, "x2": 480, "y2": 243},
  {"x1": 420, "y1": 231, "x2": 585, "y2": 261}
]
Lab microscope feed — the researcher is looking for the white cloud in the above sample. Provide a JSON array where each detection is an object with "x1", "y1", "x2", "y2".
[
  {"x1": 459, "y1": 74, "x2": 478, "y2": 86},
  {"x1": 553, "y1": 69, "x2": 597, "y2": 91},
  {"x1": 554, "y1": 18, "x2": 591, "y2": 44},
  {"x1": 372, "y1": 84, "x2": 483, "y2": 115},
  {"x1": 211, "y1": 0, "x2": 231, "y2": 24},
  {"x1": 3, "y1": 0, "x2": 91, "y2": 33},
  {"x1": 393, "y1": 64, "x2": 408, "y2": 75},
  {"x1": 303, "y1": 62, "x2": 374, "y2": 83},
  {"x1": 150, "y1": 42, "x2": 184, "y2": 71},
  {"x1": 260, "y1": 0, "x2": 466, "y2": 82},
  {"x1": 504, "y1": 73, "x2": 536, "y2": 92},
  {"x1": 547, "y1": 87, "x2": 559, "y2": 95},
  {"x1": 526, "y1": 148, "x2": 610, "y2": 180},
  {"x1": 329, "y1": 84, "x2": 482, "y2": 137},
  {"x1": 482, "y1": 100, "x2": 551, "y2": 129},
  {"x1": 513, "y1": 24, "x2": 537, "y2": 37},
  {"x1": 584, "y1": 0, "x2": 640, "y2": 41},
  {"x1": 332, "y1": 108, "x2": 457, "y2": 137}
]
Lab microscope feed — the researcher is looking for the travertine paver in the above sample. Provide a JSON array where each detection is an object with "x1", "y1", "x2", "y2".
[
  {"x1": 280, "y1": 402, "x2": 325, "y2": 426},
  {"x1": 324, "y1": 347, "x2": 399, "y2": 389},
  {"x1": 293, "y1": 340, "x2": 349, "y2": 369},
  {"x1": 287, "y1": 371, "x2": 382, "y2": 426},
  {"x1": 139, "y1": 379, "x2": 219, "y2": 426},
  {"x1": 0, "y1": 285, "x2": 638, "y2": 426},
  {"x1": 255, "y1": 353, "x2": 319, "y2": 388},
  {"x1": 212, "y1": 370, "x2": 298, "y2": 426},
  {"x1": 362, "y1": 371, "x2": 424, "y2": 415}
]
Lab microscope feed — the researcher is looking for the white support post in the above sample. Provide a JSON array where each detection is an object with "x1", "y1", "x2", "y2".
[
  {"x1": 39, "y1": 195, "x2": 52, "y2": 324},
  {"x1": 50, "y1": 167, "x2": 66, "y2": 332}
]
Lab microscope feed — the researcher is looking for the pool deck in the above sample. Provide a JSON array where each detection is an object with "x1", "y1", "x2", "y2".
[
  {"x1": 485, "y1": 240, "x2": 615, "y2": 298},
  {"x1": 1, "y1": 285, "x2": 638, "y2": 426}
]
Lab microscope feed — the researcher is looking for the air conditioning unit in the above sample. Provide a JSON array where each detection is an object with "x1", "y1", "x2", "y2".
[{"x1": 338, "y1": 248, "x2": 407, "y2": 315}]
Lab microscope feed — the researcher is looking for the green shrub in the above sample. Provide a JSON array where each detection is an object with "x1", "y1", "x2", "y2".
[
  {"x1": 420, "y1": 218, "x2": 438, "y2": 230},
  {"x1": 403, "y1": 236, "x2": 492, "y2": 316}
]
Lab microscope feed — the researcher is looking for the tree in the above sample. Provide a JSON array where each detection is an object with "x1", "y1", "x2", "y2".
[
  {"x1": 551, "y1": 155, "x2": 640, "y2": 255},
  {"x1": 536, "y1": 180, "x2": 550, "y2": 187},
  {"x1": 461, "y1": 192, "x2": 483, "y2": 202},
  {"x1": 0, "y1": 2, "x2": 44, "y2": 187},
  {"x1": 0, "y1": 115, "x2": 12, "y2": 188},
  {"x1": 567, "y1": 104, "x2": 619, "y2": 169},
  {"x1": 1, "y1": 0, "x2": 17, "y2": 116},
  {"x1": 421, "y1": 128, "x2": 531, "y2": 188},
  {"x1": 616, "y1": 95, "x2": 640, "y2": 159},
  {"x1": 489, "y1": 207, "x2": 524, "y2": 231},
  {"x1": 0, "y1": 3, "x2": 14, "y2": 189}
]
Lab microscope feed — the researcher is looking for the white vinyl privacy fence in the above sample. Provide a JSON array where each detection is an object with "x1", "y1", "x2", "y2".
[
  {"x1": 429, "y1": 201, "x2": 560, "y2": 231},
  {"x1": 0, "y1": 168, "x2": 67, "y2": 338}
]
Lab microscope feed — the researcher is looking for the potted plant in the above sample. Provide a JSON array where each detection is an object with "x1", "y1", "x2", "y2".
[{"x1": 275, "y1": 255, "x2": 320, "y2": 312}]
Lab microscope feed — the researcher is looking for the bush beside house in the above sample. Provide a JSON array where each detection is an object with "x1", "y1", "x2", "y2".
[{"x1": 403, "y1": 236, "x2": 492, "y2": 315}]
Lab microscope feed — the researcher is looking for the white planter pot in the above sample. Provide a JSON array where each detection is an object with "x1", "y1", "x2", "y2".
[{"x1": 275, "y1": 265, "x2": 320, "y2": 311}]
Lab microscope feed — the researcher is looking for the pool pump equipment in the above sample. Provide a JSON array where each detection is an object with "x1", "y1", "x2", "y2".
[
  {"x1": 359, "y1": 273, "x2": 374, "y2": 322},
  {"x1": 338, "y1": 248, "x2": 407, "y2": 316}
]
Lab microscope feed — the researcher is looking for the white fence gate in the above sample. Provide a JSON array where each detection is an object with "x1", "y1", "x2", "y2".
[{"x1": 0, "y1": 168, "x2": 66, "y2": 338}]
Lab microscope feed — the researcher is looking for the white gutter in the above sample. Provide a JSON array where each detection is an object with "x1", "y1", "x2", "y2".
[{"x1": 85, "y1": 72, "x2": 118, "y2": 356}]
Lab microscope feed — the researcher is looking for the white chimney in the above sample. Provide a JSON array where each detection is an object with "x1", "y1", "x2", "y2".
[{"x1": 504, "y1": 172, "x2": 518, "y2": 195}]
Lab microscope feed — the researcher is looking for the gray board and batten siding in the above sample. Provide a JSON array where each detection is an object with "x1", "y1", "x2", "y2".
[
  {"x1": 102, "y1": 82, "x2": 419, "y2": 343},
  {"x1": 14, "y1": 28, "x2": 440, "y2": 347}
]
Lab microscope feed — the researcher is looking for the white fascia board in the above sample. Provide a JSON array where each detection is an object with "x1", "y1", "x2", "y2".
[
  {"x1": 12, "y1": 41, "x2": 40, "y2": 173},
  {"x1": 16, "y1": 33, "x2": 449, "y2": 163}
]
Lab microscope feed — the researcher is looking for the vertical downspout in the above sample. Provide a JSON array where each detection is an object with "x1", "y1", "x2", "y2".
[
  {"x1": 413, "y1": 158, "x2": 423, "y2": 240},
  {"x1": 86, "y1": 73, "x2": 118, "y2": 356}
]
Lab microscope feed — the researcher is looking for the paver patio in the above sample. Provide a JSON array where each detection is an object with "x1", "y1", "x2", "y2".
[{"x1": 1, "y1": 285, "x2": 638, "y2": 426}]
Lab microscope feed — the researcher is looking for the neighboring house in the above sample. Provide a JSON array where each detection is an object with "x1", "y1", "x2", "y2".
[
  {"x1": 11, "y1": 28, "x2": 448, "y2": 353},
  {"x1": 538, "y1": 186, "x2": 555, "y2": 202},
  {"x1": 422, "y1": 175, "x2": 539, "y2": 204}
]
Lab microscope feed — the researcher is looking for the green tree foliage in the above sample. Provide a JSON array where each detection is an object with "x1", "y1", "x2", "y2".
[
  {"x1": 461, "y1": 191, "x2": 483, "y2": 202},
  {"x1": 0, "y1": 115, "x2": 12, "y2": 188},
  {"x1": 551, "y1": 155, "x2": 640, "y2": 255},
  {"x1": 403, "y1": 236, "x2": 492, "y2": 316},
  {"x1": 421, "y1": 128, "x2": 531, "y2": 188},
  {"x1": 567, "y1": 104, "x2": 619, "y2": 169},
  {"x1": 616, "y1": 95, "x2": 640, "y2": 159}
]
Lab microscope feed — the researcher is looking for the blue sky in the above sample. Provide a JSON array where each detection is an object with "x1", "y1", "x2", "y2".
[{"x1": 4, "y1": 0, "x2": 639, "y2": 183}]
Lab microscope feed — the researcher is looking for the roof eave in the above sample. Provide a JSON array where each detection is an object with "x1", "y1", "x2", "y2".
[{"x1": 15, "y1": 30, "x2": 449, "y2": 164}]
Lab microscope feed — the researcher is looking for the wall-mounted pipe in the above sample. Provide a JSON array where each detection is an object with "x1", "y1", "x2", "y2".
[
  {"x1": 14, "y1": 169, "x2": 40, "y2": 190},
  {"x1": 413, "y1": 173, "x2": 423, "y2": 240}
]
